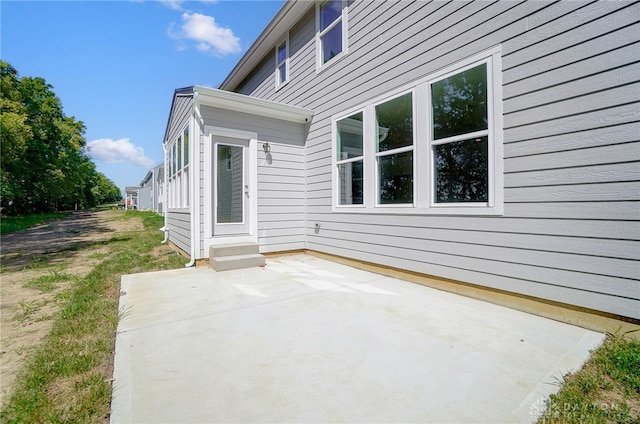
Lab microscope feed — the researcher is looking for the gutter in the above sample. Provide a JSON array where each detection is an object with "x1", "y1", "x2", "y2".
[
  {"x1": 160, "y1": 142, "x2": 169, "y2": 244},
  {"x1": 184, "y1": 93, "x2": 199, "y2": 268}
]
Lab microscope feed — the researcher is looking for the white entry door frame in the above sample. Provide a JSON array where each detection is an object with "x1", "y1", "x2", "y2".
[
  {"x1": 203, "y1": 126, "x2": 258, "y2": 250},
  {"x1": 214, "y1": 138, "x2": 250, "y2": 235}
]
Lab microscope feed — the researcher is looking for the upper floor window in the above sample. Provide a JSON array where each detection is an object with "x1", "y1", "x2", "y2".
[
  {"x1": 317, "y1": 0, "x2": 347, "y2": 69},
  {"x1": 275, "y1": 38, "x2": 289, "y2": 89}
]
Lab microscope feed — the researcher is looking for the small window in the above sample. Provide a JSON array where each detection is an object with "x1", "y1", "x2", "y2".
[
  {"x1": 375, "y1": 92, "x2": 414, "y2": 205},
  {"x1": 172, "y1": 143, "x2": 177, "y2": 176},
  {"x1": 275, "y1": 39, "x2": 288, "y2": 88},
  {"x1": 183, "y1": 128, "x2": 189, "y2": 166},
  {"x1": 317, "y1": 0, "x2": 346, "y2": 68},
  {"x1": 431, "y1": 63, "x2": 488, "y2": 203},
  {"x1": 336, "y1": 111, "x2": 364, "y2": 205},
  {"x1": 177, "y1": 134, "x2": 182, "y2": 170}
]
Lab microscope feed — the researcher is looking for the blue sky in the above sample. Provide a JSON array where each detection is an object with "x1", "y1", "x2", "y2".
[{"x1": 1, "y1": 0, "x2": 285, "y2": 194}]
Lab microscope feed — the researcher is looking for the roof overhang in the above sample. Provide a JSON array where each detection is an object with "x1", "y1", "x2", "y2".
[
  {"x1": 219, "y1": 0, "x2": 313, "y2": 91},
  {"x1": 193, "y1": 85, "x2": 314, "y2": 124}
]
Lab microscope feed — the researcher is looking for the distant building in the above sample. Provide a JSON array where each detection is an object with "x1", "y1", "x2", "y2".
[
  {"x1": 138, "y1": 164, "x2": 164, "y2": 214},
  {"x1": 124, "y1": 186, "x2": 139, "y2": 210}
]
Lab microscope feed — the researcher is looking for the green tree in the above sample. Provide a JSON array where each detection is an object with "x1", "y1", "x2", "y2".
[
  {"x1": 91, "y1": 172, "x2": 122, "y2": 205},
  {"x1": 1, "y1": 61, "x2": 122, "y2": 214},
  {"x1": 0, "y1": 62, "x2": 31, "y2": 206}
]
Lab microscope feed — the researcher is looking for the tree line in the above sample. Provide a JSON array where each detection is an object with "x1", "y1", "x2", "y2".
[{"x1": 1, "y1": 61, "x2": 122, "y2": 215}]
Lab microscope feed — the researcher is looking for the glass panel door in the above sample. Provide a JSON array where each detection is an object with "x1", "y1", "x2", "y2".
[
  {"x1": 214, "y1": 138, "x2": 250, "y2": 235},
  {"x1": 217, "y1": 145, "x2": 244, "y2": 223}
]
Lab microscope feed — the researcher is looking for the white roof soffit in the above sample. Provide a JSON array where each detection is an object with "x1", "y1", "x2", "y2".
[
  {"x1": 220, "y1": 0, "x2": 312, "y2": 91},
  {"x1": 194, "y1": 85, "x2": 314, "y2": 124}
]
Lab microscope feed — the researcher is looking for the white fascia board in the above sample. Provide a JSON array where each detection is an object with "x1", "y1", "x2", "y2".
[
  {"x1": 193, "y1": 85, "x2": 314, "y2": 124},
  {"x1": 220, "y1": 0, "x2": 311, "y2": 91}
]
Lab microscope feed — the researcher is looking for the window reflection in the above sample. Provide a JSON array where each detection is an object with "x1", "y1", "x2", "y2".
[
  {"x1": 320, "y1": 0, "x2": 342, "y2": 31},
  {"x1": 432, "y1": 63, "x2": 487, "y2": 140},
  {"x1": 322, "y1": 22, "x2": 342, "y2": 63},
  {"x1": 337, "y1": 112, "x2": 363, "y2": 159},
  {"x1": 434, "y1": 136, "x2": 488, "y2": 203},
  {"x1": 378, "y1": 151, "x2": 413, "y2": 204}
]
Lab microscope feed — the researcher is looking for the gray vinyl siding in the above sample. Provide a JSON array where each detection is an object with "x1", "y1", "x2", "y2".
[
  {"x1": 167, "y1": 209, "x2": 190, "y2": 254},
  {"x1": 166, "y1": 94, "x2": 193, "y2": 253},
  {"x1": 258, "y1": 143, "x2": 306, "y2": 253},
  {"x1": 230, "y1": 0, "x2": 640, "y2": 319},
  {"x1": 166, "y1": 95, "x2": 192, "y2": 151},
  {"x1": 199, "y1": 106, "x2": 307, "y2": 254},
  {"x1": 137, "y1": 185, "x2": 152, "y2": 210}
]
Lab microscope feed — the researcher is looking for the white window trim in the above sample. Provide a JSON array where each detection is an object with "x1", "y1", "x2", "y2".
[
  {"x1": 275, "y1": 35, "x2": 289, "y2": 90},
  {"x1": 331, "y1": 46, "x2": 504, "y2": 216},
  {"x1": 373, "y1": 89, "x2": 417, "y2": 208},
  {"x1": 168, "y1": 124, "x2": 191, "y2": 209},
  {"x1": 315, "y1": 0, "x2": 348, "y2": 72}
]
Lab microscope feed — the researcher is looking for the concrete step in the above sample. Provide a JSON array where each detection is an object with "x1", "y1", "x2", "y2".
[
  {"x1": 210, "y1": 243, "x2": 259, "y2": 258},
  {"x1": 211, "y1": 253, "x2": 265, "y2": 272}
]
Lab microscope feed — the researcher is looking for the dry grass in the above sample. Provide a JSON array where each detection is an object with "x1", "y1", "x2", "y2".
[{"x1": 0, "y1": 211, "x2": 186, "y2": 423}]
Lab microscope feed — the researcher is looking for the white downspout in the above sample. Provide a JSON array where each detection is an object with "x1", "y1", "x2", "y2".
[
  {"x1": 160, "y1": 142, "x2": 170, "y2": 244},
  {"x1": 184, "y1": 94, "x2": 201, "y2": 267}
]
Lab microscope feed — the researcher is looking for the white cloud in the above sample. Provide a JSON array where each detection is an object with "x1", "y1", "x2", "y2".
[
  {"x1": 169, "y1": 12, "x2": 241, "y2": 56},
  {"x1": 87, "y1": 138, "x2": 156, "y2": 169},
  {"x1": 158, "y1": 0, "x2": 217, "y2": 10},
  {"x1": 159, "y1": 0, "x2": 184, "y2": 10}
]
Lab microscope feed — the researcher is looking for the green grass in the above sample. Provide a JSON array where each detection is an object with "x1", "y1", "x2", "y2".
[
  {"x1": 1, "y1": 210, "x2": 186, "y2": 424},
  {"x1": 537, "y1": 331, "x2": 640, "y2": 424},
  {"x1": 0, "y1": 213, "x2": 69, "y2": 235},
  {"x1": 23, "y1": 270, "x2": 73, "y2": 293}
]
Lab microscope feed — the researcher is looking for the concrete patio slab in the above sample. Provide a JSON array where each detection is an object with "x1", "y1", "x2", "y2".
[{"x1": 111, "y1": 254, "x2": 604, "y2": 423}]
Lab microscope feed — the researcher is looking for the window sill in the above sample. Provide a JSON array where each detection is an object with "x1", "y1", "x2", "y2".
[
  {"x1": 316, "y1": 50, "x2": 348, "y2": 75},
  {"x1": 331, "y1": 205, "x2": 504, "y2": 216},
  {"x1": 275, "y1": 79, "x2": 289, "y2": 92}
]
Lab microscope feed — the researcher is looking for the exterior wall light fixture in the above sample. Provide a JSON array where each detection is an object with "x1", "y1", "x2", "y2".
[{"x1": 263, "y1": 142, "x2": 271, "y2": 154}]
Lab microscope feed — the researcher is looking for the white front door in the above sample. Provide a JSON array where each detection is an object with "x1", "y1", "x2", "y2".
[{"x1": 214, "y1": 137, "x2": 250, "y2": 235}]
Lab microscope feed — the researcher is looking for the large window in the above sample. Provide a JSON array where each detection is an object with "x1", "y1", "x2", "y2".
[
  {"x1": 332, "y1": 50, "x2": 503, "y2": 215},
  {"x1": 432, "y1": 63, "x2": 488, "y2": 203},
  {"x1": 275, "y1": 38, "x2": 289, "y2": 89},
  {"x1": 376, "y1": 92, "x2": 414, "y2": 205},
  {"x1": 168, "y1": 126, "x2": 190, "y2": 209},
  {"x1": 317, "y1": 0, "x2": 347, "y2": 69}
]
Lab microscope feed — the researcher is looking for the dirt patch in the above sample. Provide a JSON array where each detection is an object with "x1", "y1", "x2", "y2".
[{"x1": 0, "y1": 210, "x2": 144, "y2": 409}]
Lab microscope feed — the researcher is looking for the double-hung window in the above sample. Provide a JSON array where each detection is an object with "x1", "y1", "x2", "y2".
[
  {"x1": 336, "y1": 111, "x2": 364, "y2": 205},
  {"x1": 332, "y1": 48, "x2": 503, "y2": 215},
  {"x1": 375, "y1": 92, "x2": 414, "y2": 205},
  {"x1": 431, "y1": 63, "x2": 488, "y2": 204},
  {"x1": 275, "y1": 38, "x2": 288, "y2": 89},
  {"x1": 317, "y1": 0, "x2": 347, "y2": 69}
]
